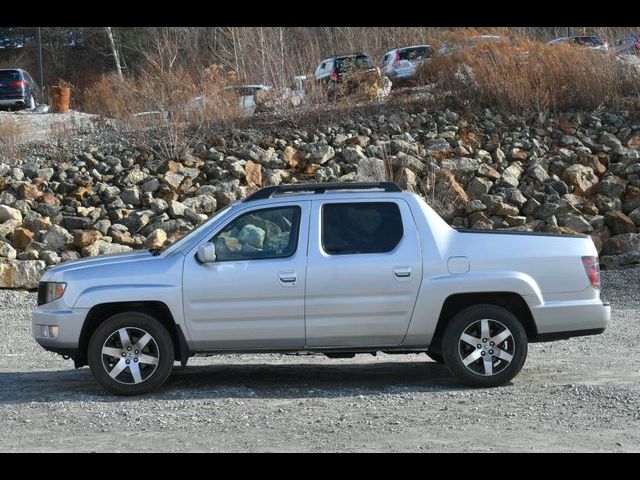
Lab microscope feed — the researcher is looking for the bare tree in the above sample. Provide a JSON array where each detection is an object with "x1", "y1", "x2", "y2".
[{"x1": 105, "y1": 27, "x2": 124, "y2": 84}]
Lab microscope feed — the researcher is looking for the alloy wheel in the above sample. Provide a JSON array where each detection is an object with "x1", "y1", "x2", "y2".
[
  {"x1": 457, "y1": 319, "x2": 515, "y2": 376},
  {"x1": 101, "y1": 327, "x2": 160, "y2": 385}
]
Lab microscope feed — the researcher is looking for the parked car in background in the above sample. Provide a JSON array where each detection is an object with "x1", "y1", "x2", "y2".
[
  {"x1": 548, "y1": 35, "x2": 609, "y2": 52},
  {"x1": 32, "y1": 182, "x2": 610, "y2": 395},
  {"x1": 615, "y1": 33, "x2": 640, "y2": 56},
  {"x1": 379, "y1": 45, "x2": 434, "y2": 80},
  {"x1": 0, "y1": 68, "x2": 39, "y2": 110},
  {"x1": 314, "y1": 52, "x2": 381, "y2": 100},
  {"x1": 314, "y1": 52, "x2": 379, "y2": 83},
  {"x1": 224, "y1": 84, "x2": 272, "y2": 116}
]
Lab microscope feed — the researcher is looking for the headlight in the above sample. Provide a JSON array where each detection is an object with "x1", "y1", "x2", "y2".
[{"x1": 38, "y1": 282, "x2": 66, "y2": 305}]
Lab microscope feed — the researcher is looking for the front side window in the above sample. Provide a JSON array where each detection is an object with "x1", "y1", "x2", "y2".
[
  {"x1": 212, "y1": 206, "x2": 301, "y2": 261},
  {"x1": 322, "y1": 202, "x2": 403, "y2": 255}
]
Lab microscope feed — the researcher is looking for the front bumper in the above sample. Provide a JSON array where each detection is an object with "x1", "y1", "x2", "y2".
[{"x1": 32, "y1": 306, "x2": 88, "y2": 350}]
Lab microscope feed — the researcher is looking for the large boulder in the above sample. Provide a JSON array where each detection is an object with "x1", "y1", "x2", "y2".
[
  {"x1": 0, "y1": 205, "x2": 22, "y2": 223},
  {"x1": 81, "y1": 240, "x2": 133, "y2": 257},
  {"x1": 605, "y1": 210, "x2": 637, "y2": 235},
  {"x1": 563, "y1": 164, "x2": 598, "y2": 195},
  {"x1": 0, "y1": 259, "x2": 46, "y2": 289},
  {"x1": 43, "y1": 225, "x2": 73, "y2": 251}
]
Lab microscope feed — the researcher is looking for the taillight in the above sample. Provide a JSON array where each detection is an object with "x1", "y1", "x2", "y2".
[
  {"x1": 9, "y1": 80, "x2": 25, "y2": 88},
  {"x1": 582, "y1": 256, "x2": 601, "y2": 289},
  {"x1": 635, "y1": 41, "x2": 640, "y2": 50},
  {"x1": 393, "y1": 50, "x2": 401, "y2": 64},
  {"x1": 330, "y1": 71, "x2": 338, "y2": 81}
]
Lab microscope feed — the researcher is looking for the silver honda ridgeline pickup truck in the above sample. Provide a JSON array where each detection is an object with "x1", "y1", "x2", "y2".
[{"x1": 32, "y1": 182, "x2": 610, "y2": 395}]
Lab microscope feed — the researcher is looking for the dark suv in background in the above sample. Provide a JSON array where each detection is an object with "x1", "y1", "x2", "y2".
[
  {"x1": 313, "y1": 52, "x2": 380, "y2": 99},
  {"x1": 0, "y1": 69, "x2": 39, "y2": 110}
]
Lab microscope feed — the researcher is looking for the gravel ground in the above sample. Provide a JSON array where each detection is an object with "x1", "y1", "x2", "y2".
[{"x1": 0, "y1": 268, "x2": 639, "y2": 452}]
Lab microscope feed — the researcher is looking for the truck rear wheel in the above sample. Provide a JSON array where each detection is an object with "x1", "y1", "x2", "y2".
[
  {"x1": 441, "y1": 305, "x2": 527, "y2": 388},
  {"x1": 88, "y1": 312, "x2": 174, "y2": 396}
]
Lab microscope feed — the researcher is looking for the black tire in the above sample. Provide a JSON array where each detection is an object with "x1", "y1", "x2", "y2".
[
  {"x1": 441, "y1": 304, "x2": 528, "y2": 388},
  {"x1": 88, "y1": 312, "x2": 174, "y2": 396},
  {"x1": 426, "y1": 351, "x2": 444, "y2": 364}
]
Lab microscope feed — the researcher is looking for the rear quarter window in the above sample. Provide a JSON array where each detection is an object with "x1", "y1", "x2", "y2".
[{"x1": 322, "y1": 202, "x2": 403, "y2": 255}]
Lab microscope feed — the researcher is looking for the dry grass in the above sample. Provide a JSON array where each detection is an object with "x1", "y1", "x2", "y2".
[
  {"x1": 81, "y1": 60, "x2": 247, "y2": 161},
  {"x1": 0, "y1": 117, "x2": 25, "y2": 162},
  {"x1": 423, "y1": 28, "x2": 640, "y2": 114}
]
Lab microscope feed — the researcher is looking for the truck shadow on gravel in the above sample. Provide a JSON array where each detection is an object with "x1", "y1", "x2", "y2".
[{"x1": 0, "y1": 361, "x2": 469, "y2": 404}]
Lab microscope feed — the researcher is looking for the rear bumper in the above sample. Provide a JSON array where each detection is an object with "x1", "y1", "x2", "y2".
[
  {"x1": 530, "y1": 297, "x2": 611, "y2": 337},
  {"x1": 0, "y1": 97, "x2": 25, "y2": 106},
  {"x1": 389, "y1": 67, "x2": 417, "y2": 79},
  {"x1": 532, "y1": 327, "x2": 605, "y2": 342}
]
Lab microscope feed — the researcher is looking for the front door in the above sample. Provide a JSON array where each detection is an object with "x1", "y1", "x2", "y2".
[
  {"x1": 182, "y1": 201, "x2": 309, "y2": 350},
  {"x1": 305, "y1": 199, "x2": 423, "y2": 347}
]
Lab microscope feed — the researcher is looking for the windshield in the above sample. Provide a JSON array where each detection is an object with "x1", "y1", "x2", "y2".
[{"x1": 161, "y1": 204, "x2": 233, "y2": 255}]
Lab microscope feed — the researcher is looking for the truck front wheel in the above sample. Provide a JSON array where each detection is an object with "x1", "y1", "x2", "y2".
[
  {"x1": 441, "y1": 305, "x2": 528, "y2": 388},
  {"x1": 88, "y1": 312, "x2": 174, "y2": 396}
]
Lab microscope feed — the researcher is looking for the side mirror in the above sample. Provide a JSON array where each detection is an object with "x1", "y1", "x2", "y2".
[{"x1": 196, "y1": 243, "x2": 217, "y2": 263}]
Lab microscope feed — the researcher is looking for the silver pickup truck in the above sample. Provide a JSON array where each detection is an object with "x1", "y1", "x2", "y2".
[{"x1": 32, "y1": 182, "x2": 611, "y2": 395}]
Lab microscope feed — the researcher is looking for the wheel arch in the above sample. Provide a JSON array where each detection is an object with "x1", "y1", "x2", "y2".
[
  {"x1": 78, "y1": 301, "x2": 188, "y2": 367},
  {"x1": 429, "y1": 292, "x2": 537, "y2": 354}
]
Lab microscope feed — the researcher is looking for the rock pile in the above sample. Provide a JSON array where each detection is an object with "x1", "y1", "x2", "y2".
[{"x1": 2, "y1": 106, "x2": 640, "y2": 287}]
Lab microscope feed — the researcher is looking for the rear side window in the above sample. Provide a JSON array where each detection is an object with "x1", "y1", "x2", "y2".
[
  {"x1": 574, "y1": 36, "x2": 603, "y2": 47},
  {"x1": 322, "y1": 202, "x2": 403, "y2": 255}
]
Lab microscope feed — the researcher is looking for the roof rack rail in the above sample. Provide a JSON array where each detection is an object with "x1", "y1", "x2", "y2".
[{"x1": 243, "y1": 182, "x2": 402, "y2": 202}]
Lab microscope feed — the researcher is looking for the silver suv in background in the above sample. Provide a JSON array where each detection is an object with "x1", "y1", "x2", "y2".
[
  {"x1": 32, "y1": 182, "x2": 610, "y2": 396},
  {"x1": 547, "y1": 35, "x2": 609, "y2": 52},
  {"x1": 379, "y1": 45, "x2": 433, "y2": 80},
  {"x1": 615, "y1": 33, "x2": 640, "y2": 56}
]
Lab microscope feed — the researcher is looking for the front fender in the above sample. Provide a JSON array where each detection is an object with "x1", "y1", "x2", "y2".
[
  {"x1": 73, "y1": 284, "x2": 185, "y2": 328},
  {"x1": 403, "y1": 271, "x2": 543, "y2": 345}
]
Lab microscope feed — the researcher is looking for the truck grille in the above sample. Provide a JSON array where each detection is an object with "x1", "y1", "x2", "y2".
[{"x1": 37, "y1": 282, "x2": 47, "y2": 306}]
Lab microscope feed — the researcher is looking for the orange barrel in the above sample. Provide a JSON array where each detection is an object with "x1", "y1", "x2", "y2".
[{"x1": 49, "y1": 86, "x2": 71, "y2": 113}]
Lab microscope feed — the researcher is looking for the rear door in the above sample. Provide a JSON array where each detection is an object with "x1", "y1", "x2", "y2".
[{"x1": 305, "y1": 198, "x2": 423, "y2": 347}]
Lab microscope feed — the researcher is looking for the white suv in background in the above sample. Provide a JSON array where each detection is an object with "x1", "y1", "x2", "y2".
[{"x1": 379, "y1": 45, "x2": 433, "y2": 80}]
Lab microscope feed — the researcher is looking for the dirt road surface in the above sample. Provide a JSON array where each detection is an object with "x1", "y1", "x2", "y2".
[{"x1": 0, "y1": 268, "x2": 638, "y2": 452}]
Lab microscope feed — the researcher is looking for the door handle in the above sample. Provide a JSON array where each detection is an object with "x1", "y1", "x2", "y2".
[
  {"x1": 278, "y1": 271, "x2": 297, "y2": 283},
  {"x1": 393, "y1": 267, "x2": 411, "y2": 278}
]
